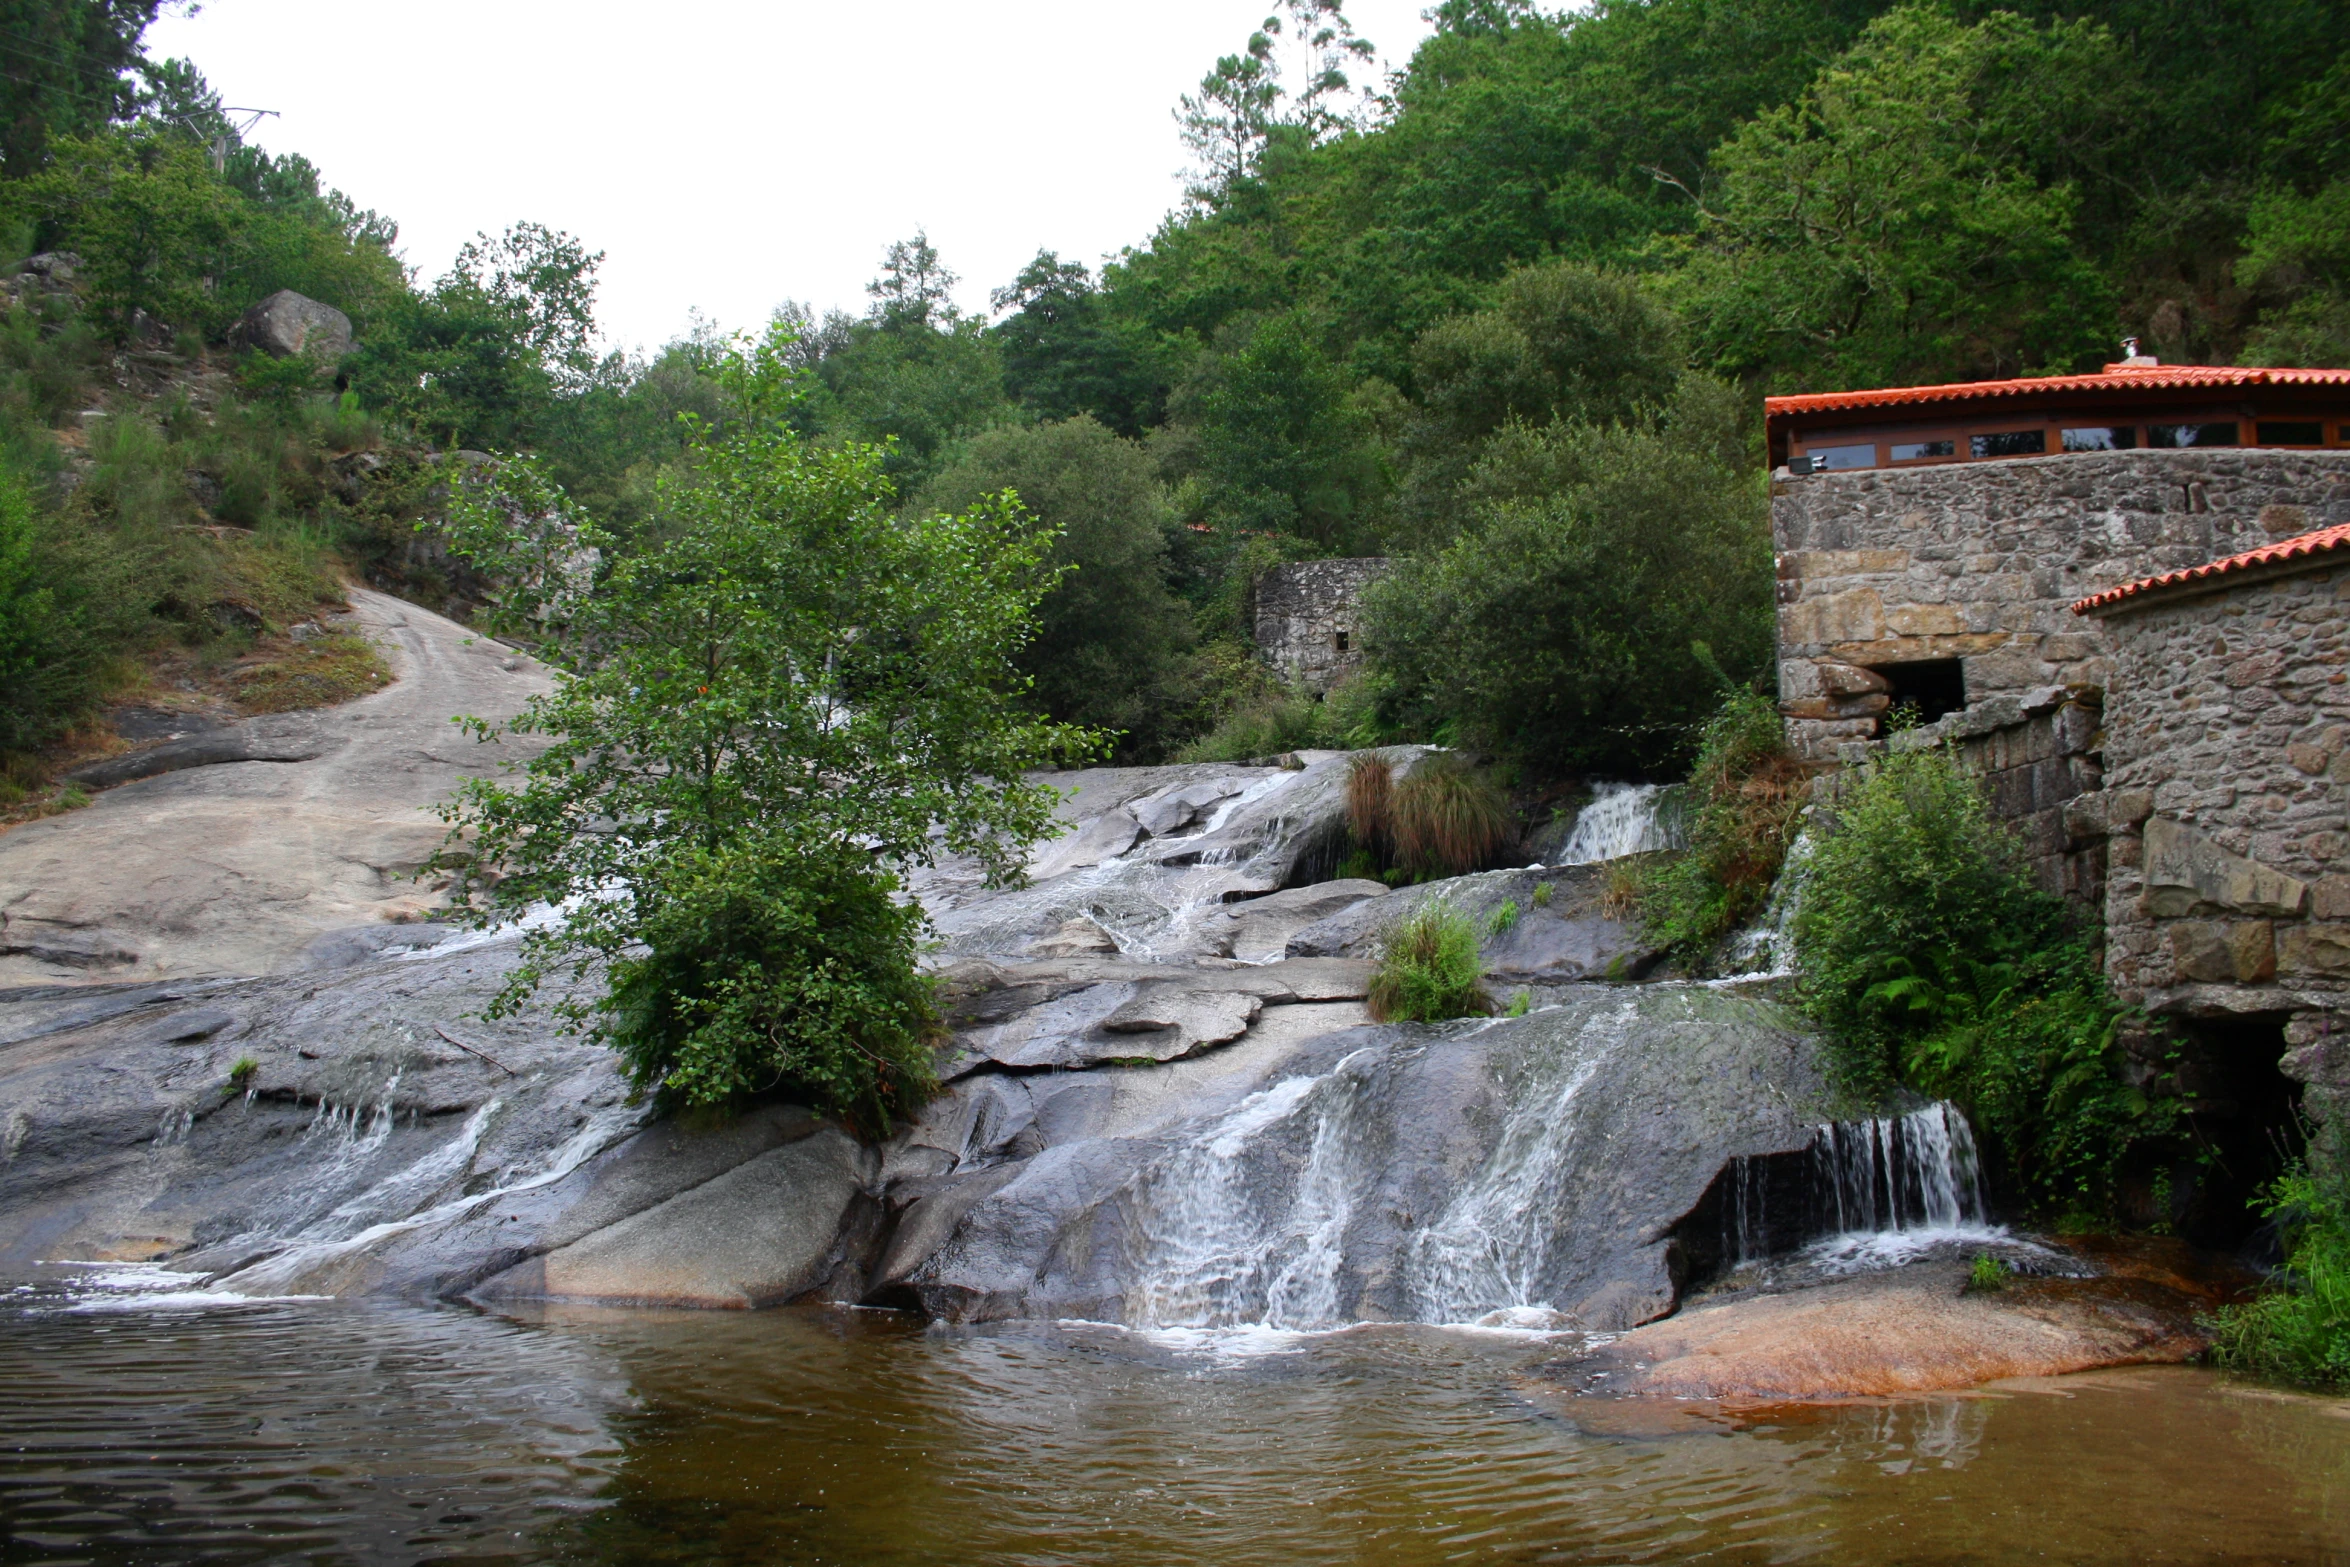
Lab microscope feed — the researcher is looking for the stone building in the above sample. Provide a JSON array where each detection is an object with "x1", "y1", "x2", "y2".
[
  {"x1": 1768, "y1": 364, "x2": 2350, "y2": 760},
  {"x1": 2073, "y1": 526, "x2": 2350, "y2": 1149},
  {"x1": 1252, "y1": 558, "x2": 1389, "y2": 694}
]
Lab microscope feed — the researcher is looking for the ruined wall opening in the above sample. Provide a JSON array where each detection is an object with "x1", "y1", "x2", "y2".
[
  {"x1": 2136, "y1": 1014, "x2": 2305, "y2": 1254},
  {"x1": 1873, "y1": 657, "x2": 1968, "y2": 726}
]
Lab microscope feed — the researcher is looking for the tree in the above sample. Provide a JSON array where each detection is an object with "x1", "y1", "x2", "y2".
[
  {"x1": 446, "y1": 222, "x2": 604, "y2": 388},
  {"x1": 1672, "y1": 6, "x2": 2121, "y2": 388},
  {"x1": 1362, "y1": 376, "x2": 1771, "y2": 775},
  {"x1": 914, "y1": 416, "x2": 1194, "y2": 757},
  {"x1": 1159, "y1": 308, "x2": 1391, "y2": 551},
  {"x1": 1176, "y1": 26, "x2": 1281, "y2": 200},
  {"x1": 432, "y1": 324, "x2": 1097, "y2": 1123},
  {"x1": 1399, "y1": 259, "x2": 1684, "y2": 545},
  {"x1": 867, "y1": 229, "x2": 957, "y2": 330},
  {"x1": 989, "y1": 250, "x2": 1166, "y2": 435},
  {"x1": 0, "y1": 0, "x2": 158, "y2": 174}
]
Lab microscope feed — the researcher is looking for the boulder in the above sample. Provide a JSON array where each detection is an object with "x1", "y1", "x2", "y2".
[
  {"x1": 1285, "y1": 864, "x2": 1662, "y2": 984},
  {"x1": 468, "y1": 1128, "x2": 877, "y2": 1309},
  {"x1": 1541, "y1": 1247, "x2": 2222, "y2": 1403},
  {"x1": 231, "y1": 289, "x2": 354, "y2": 362}
]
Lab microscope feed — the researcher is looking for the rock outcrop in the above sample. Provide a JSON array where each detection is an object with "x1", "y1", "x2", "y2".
[{"x1": 230, "y1": 289, "x2": 355, "y2": 362}]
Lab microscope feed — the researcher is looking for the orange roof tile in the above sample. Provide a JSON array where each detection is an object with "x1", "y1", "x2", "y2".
[
  {"x1": 2072, "y1": 522, "x2": 2350, "y2": 615},
  {"x1": 1767, "y1": 364, "x2": 2350, "y2": 420}
]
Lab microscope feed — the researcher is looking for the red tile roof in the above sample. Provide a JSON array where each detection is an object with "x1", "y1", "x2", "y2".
[
  {"x1": 1767, "y1": 364, "x2": 2350, "y2": 419},
  {"x1": 2072, "y1": 522, "x2": 2350, "y2": 615}
]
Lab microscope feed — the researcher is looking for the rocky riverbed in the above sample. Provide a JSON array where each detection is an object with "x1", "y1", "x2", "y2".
[{"x1": 0, "y1": 597, "x2": 2243, "y2": 1403}]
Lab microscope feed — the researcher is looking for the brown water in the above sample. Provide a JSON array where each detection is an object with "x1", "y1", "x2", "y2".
[{"x1": 3, "y1": 1273, "x2": 2346, "y2": 1565}]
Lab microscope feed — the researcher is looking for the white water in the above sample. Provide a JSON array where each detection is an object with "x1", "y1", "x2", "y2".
[
  {"x1": 1122, "y1": 1001, "x2": 1641, "y2": 1334},
  {"x1": 1403, "y1": 1002, "x2": 1632, "y2": 1322},
  {"x1": 1715, "y1": 1101, "x2": 2003, "y2": 1274},
  {"x1": 1126, "y1": 1052, "x2": 1376, "y2": 1331},
  {"x1": 1555, "y1": 783, "x2": 1676, "y2": 865},
  {"x1": 1722, "y1": 831, "x2": 1814, "y2": 978}
]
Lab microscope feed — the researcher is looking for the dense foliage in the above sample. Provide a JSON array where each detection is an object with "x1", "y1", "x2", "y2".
[
  {"x1": 2206, "y1": 1163, "x2": 2350, "y2": 1389},
  {"x1": 431, "y1": 329, "x2": 1097, "y2": 1122},
  {"x1": 1791, "y1": 748, "x2": 2168, "y2": 1209},
  {"x1": 1635, "y1": 687, "x2": 1808, "y2": 959}
]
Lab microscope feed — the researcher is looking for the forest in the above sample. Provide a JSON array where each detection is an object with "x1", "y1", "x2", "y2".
[{"x1": 5, "y1": 0, "x2": 2349, "y2": 785}]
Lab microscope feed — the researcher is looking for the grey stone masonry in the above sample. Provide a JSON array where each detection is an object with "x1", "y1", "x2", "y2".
[
  {"x1": 1254, "y1": 558, "x2": 1390, "y2": 694},
  {"x1": 1880, "y1": 688, "x2": 2107, "y2": 911},
  {"x1": 2089, "y1": 557, "x2": 2350, "y2": 1021},
  {"x1": 1774, "y1": 449, "x2": 2350, "y2": 759}
]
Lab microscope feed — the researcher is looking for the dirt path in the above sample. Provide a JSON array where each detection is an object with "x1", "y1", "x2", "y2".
[{"x1": 0, "y1": 590, "x2": 552, "y2": 985}]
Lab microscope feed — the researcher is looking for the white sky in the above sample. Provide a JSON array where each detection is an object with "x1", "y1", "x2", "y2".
[{"x1": 145, "y1": 1, "x2": 1442, "y2": 357}]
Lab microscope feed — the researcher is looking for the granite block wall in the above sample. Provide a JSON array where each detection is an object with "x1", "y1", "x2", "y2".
[
  {"x1": 1773, "y1": 449, "x2": 2350, "y2": 758},
  {"x1": 1253, "y1": 558, "x2": 1390, "y2": 694}
]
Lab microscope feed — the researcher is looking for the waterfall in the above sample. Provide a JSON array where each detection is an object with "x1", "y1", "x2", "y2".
[
  {"x1": 1125, "y1": 1051, "x2": 1376, "y2": 1330},
  {"x1": 1713, "y1": 1102, "x2": 1994, "y2": 1273},
  {"x1": 1722, "y1": 831, "x2": 1814, "y2": 977},
  {"x1": 1556, "y1": 784, "x2": 1676, "y2": 865}
]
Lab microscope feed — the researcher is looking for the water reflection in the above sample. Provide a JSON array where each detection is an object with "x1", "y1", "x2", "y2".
[{"x1": 3, "y1": 1285, "x2": 2346, "y2": 1565}]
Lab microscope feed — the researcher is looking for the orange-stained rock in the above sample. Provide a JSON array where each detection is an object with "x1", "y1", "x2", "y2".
[{"x1": 1540, "y1": 1251, "x2": 2231, "y2": 1406}]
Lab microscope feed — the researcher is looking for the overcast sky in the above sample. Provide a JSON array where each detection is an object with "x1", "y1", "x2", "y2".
[{"x1": 144, "y1": 1, "x2": 1442, "y2": 357}]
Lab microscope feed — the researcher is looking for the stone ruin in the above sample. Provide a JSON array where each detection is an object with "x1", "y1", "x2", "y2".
[{"x1": 1252, "y1": 557, "x2": 1389, "y2": 694}]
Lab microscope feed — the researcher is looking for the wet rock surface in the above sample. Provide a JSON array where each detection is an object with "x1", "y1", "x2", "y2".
[
  {"x1": 0, "y1": 686, "x2": 1873, "y2": 1344},
  {"x1": 1540, "y1": 1238, "x2": 2240, "y2": 1403}
]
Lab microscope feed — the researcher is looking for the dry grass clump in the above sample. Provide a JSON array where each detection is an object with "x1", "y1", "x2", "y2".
[
  {"x1": 1346, "y1": 752, "x2": 1395, "y2": 854},
  {"x1": 232, "y1": 632, "x2": 392, "y2": 713},
  {"x1": 1389, "y1": 752, "x2": 1513, "y2": 878}
]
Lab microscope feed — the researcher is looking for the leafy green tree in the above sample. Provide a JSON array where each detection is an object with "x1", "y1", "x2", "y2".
[
  {"x1": 914, "y1": 415, "x2": 1194, "y2": 757},
  {"x1": 866, "y1": 229, "x2": 956, "y2": 330},
  {"x1": 7, "y1": 130, "x2": 246, "y2": 333},
  {"x1": 1159, "y1": 308, "x2": 1390, "y2": 551},
  {"x1": 990, "y1": 251, "x2": 1165, "y2": 436},
  {"x1": 1672, "y1": 6, "x2": 2120, "y2": 387},
  {"x1": 1398, "y1": 259, "x2": 1683, "y2": 545},
  {"x1": 0, "y1": 450, "x2": 154, "y2": 748},
  {"x1": 432, "y1": 325, "x2": 1096, "y2": 1122},
  {"x1": 2239, "y1": 182, "x2": 2350, "y2": 366},
  {"x1": 0, "y1": 0, "x2": 157, "y2": 174},
  {"x1": 1362, "y1": 376, "x2": 1770, "y2": 773}
]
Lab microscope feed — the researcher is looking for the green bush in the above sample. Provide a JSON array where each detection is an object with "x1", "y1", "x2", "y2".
[
  {"x1": 602, "y1": 845, "x2": 941, "y2": 1132},
  {"x1": 2206, "y1": 1164, "x2": 2350, "y2": 1389},
  {"x1": 1360, "y1": 379, "x2": 1774, "y2": 777},
  {"x1": 1637, "y1": 687, "x2": 1809, "y2": 960},
  {"x1": 1390, "y1": 751, "x2": 1513, "y2": 879},
  {"x1": 1367, "y1": 902, "x2": 1490, "y2": 1024},
  {"x1": 1792, "y1": 746, "x2": 2166, "y2": 1209}
]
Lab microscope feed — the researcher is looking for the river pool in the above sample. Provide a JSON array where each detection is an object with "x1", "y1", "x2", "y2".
[{"x1": 2, "y1": 1271, "x2": 2345, "y2": 1565}]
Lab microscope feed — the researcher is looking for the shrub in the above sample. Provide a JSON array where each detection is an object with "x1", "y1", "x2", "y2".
[
  {"x1": 602, "y1": 845, "x2": 942, "y2": 1132},
  {"x1": 1390, "y1": 751, "x2": 1513, "y2": 879},
  {"x1": 1791, "y1": 746, "x2": 2167, "y2": 1210},
  {"x1": 1346, "y1": 752, "x2": 1394, "y2": 853},
  {"x1": 2205, "y1": 1164, "x2": 2350, "y2": 1389},
  {"x1": 1636, "y1": 687, "x2": 1811, "y2": 960},
  {"x1": 1360, "y1": 379, "x2": 1774, "y2": 776},
  {"x1": 1367, "y1": 902, "x2": 1490, "y2": 1023}
]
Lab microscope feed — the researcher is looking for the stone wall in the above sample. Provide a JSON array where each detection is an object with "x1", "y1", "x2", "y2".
[
  {"x1": 1253, "y1": 558, "x2": 1389, "y2": 693},
  {"x1": 1773, "y1": 449, "x2": 2350, "y2": 758},
  {"x1": 1880, "y1": 688, "x2": 2107, "y2": 910},
  {"x1": 2084, "y1": 556, "x2": 2350, "y2": 1159},
  {"x1": 2088, "y1": 558, "x2": 2350, "y2": 1017}
]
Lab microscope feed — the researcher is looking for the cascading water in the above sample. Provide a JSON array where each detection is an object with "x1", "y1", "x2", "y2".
[
  {"x1": 1555, "y1": 784, "x2": 1677, "y2": 865},
  {"x1": 1712, "y1": 1102, "x2": 1996, "y2": 1275},
  {"x1": 1125, "y1": 1051, "x2": 1375, "y2": 1330},
  {"x1": 1722, "y1": 831, "x2": 1814, "y2": 978}
]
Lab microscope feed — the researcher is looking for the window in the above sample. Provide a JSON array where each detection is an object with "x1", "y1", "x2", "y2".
[
  {"x1": 1873, "y1": 658, "x2": 1968, "y2": 726},
  {"x1": 1808, "y1": 443, "x2": 1876, "y2": 471},
  {"x1": 1970, "y1": 430, "x2": 2046, "y2": 458},
  {"x1": 1333, "y1": 630, "x2": 1349, "y2": 654},
  {"x1": 2256, "y1": 421, "x2": 2325, "y2": 446},
  {"x1": 2147, "y1": 422, "x2": 2238, "y2": 448},
  {"x1": 1890, "y1": 439, "x2": 1955, "y2": 462},
  {"x1": 2061, "y1": 426, "x2": 2136, "y2": 452}
]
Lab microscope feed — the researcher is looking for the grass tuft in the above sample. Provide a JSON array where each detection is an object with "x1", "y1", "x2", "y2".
[
  {"x1": 1367, "y1": 902, "x2": 1490, "y2": 1023},
  {"x1": 232, "y1": 632, "x2": 393, "y2": 713},
  {"x1": 1389, "y1": 752, "x2": 1513, "y2": 879}
]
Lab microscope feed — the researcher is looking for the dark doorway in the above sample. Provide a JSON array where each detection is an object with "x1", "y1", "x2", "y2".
[
  {"x1": 1873, "y1": 657, "x2": 1968, "y2": 727},
  {"x1": 2139, "y1": 1014, "x2": 2304, "y2": 1251}
]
